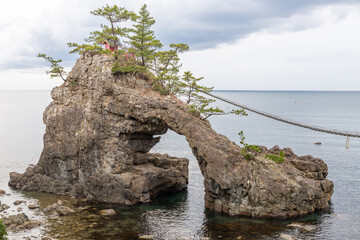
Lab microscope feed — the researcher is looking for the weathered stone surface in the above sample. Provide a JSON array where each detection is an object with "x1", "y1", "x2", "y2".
[
  {"x1": 13, "y1": 200, "x2": 25, "y2": 205},
  {"x1": 44, "y1": 200, "x2": 75, "y2": 216},
  {"x1": 56, "y1": 206, "x2": 75, "y2": 216},
  {"x1": 0, "y1": 201, "x2": 10, "y2": 212},
  {"x1": 28, "y1": 204, "x2": 40, "y2": 210},
  {"x1": 8, "y1": 53, "x2": 333, "y2": 218},
  {"x1": 2, "y1": 213, "x2": 41, "y2": 231}
]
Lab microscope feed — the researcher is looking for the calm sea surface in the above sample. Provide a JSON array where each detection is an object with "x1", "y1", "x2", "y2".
[{"x1": 0, "y1": 90, "x2": 360, "y2": 239}]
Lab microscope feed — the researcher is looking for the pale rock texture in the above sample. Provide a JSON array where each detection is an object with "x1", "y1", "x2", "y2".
[
  {"x1": 9, "y1": 53, "x2": 333, "y2": 218},
  {"x1": 2, "y1": 213, "x2": 42, "y2": 231}
]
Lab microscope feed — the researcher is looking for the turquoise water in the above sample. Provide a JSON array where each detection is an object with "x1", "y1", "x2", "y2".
[{"x1": 0, "y1": 90, "x2": 360, "y2": 239}]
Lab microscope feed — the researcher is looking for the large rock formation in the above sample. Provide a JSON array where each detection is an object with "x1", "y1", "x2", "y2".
[{"x1": 9, "y1": 53, "x2": 333, "y2": 218}]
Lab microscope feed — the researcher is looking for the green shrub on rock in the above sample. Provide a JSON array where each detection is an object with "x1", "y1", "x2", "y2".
[
  {"x1": 111, "y1": 61, "x2": 146, "y2": 75},
  {"x1": 0, "y1": 220, "x2": 8, "y2": 240},
  {"x1": 241, "y1": 145, "x2": 261, "y2": 161},
  {"x1": 265, "y1": 151, "x2": 285, "y2": 163},
  {"x1": 245, "y1": 145, "x2": 261, "y2": 153},
  {"x1": 152, "y1": 83, "x2": 170, "y2": 95}
]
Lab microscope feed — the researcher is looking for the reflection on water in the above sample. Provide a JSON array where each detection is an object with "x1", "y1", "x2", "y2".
[
  {"x1": 21, "y1": 189, "x2": 333, "y2": 240},
  {"x1": 203, "y1": 208, "x2": 334, "y2": 240},
  {"x1": 1, "y1": 91, "x2": 360, "y2": 239}
]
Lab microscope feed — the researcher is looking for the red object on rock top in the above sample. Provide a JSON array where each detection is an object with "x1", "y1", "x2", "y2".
[{"x1": 102, "y1": 39, "x2": 119, "y2": 52}]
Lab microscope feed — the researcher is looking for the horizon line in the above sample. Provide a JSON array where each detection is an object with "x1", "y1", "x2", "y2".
[{"x1": 0, "y1": 89, "x2": 360, "y2": 92}]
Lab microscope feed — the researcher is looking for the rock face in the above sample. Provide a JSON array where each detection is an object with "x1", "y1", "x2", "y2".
[{"x1": 9, "y1": 53, "x2": 333, "y2": 218}]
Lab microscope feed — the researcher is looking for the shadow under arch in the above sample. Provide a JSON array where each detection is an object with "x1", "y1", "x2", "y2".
[{"x1": 138, "y1": 130, "x2": 335, "y2": 240}]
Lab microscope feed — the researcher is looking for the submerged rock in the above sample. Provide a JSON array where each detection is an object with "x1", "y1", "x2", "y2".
[
  {"x1": 139, "y1": 235, "x2": 155, "y2": 240},
  {"x1": 99, "y1": 209, "x2": 116, "y2": 216},
  {"x1": 287, "y1": 222, "x2": 316, "y2": 232},
  {"x1": 8, "y1": 53, "x2": 333, "y2": 218},
  {"x1": 280, "y1": 234, "x2": 298, "y2": 240}
]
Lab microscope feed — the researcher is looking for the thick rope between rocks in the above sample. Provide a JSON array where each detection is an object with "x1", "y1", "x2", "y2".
[{"x1": 202, "y1": 91, "x2": 360, "y2": 138}]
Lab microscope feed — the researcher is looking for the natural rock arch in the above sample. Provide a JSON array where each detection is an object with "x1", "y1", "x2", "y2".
[{"x1": 9, "y1": 53, "x2": 333, "y2": 218}]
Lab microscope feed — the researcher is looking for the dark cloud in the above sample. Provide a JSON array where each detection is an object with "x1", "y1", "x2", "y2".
[
  {"x1": 154, "y1": 0, "x2": 360, "y2": 49},
  {"x1": 2, "y1": 0, "x2": 359, "y2": 71}
]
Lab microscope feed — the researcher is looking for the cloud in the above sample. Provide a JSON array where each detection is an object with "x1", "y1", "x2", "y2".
[
  {"x1": 0, "y1": 0, "x2": 147, "y2": 70},
  {"x1": 1, "y1": 0, "x2": 356, "y2": 69},
  {"x1": 0, "y1": 0, "x2": 359, "y2": 90},
  {"x1": 150, "y1": 0, "x2": 360, "y2": 49},
  {"x1": 180, "y1": 4, "x2": 360, "y2": 90}
]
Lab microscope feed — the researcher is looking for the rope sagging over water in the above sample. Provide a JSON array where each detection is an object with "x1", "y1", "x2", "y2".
[{"x1": 202, "y1": 91, "x2": 360, "y2": 138}]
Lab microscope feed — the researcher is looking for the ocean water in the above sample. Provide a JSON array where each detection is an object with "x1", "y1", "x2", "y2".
[{"x1": 0, "y1": 90, "x2": 360, "y2": 240}]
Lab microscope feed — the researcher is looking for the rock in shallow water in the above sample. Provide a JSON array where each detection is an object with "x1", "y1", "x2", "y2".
[
  {"x1": 42, "y1": 237, "x2": 54, "y2": 240},
  {"x1": 28, "y1": 204, "x2": 40, "y2": 210},
  {"x1": 2, "y1": 213, "x2": 41, "y2": 231},
  {"x1": 287, "y1": 222, "x2": 316, "y2": 232},
  {"x1": 55, "y1": 206, "x2": 75, "y2": 216},
  {"x1": 99, "y1": 209, "x2": 116, "y2": 216},
  {"x1": 139, "y1": 235, "x2": 155, "y2": 240},
  {"x1": 44, "y1": 201, "x2": 75, "y2": 216},
  {"x1": 0, "y1": 201, "x2": 10, "y2": 212},
  {"x1": 8, "y1": 53, "x2": 333, "y2": 218},
  {"x1": 280, "y1": 234, "x2": 298, "y2": 240},
  {"x1": 13, "y1": 200, "x2": 25, "y2": 205}
]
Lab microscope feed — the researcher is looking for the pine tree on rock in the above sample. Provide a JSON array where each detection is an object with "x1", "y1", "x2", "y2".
[
  {"x1": 178, "y1": 71, "x2": 247, "y2": 119},
  {"x1": 37, "y1": 53, "x2": 66, "y2": 81},
  {"x1": 68, "y1": 5, "x2": 136, "y2": 54},
  {"x1": 128, "y1": 4, "x2": 162, "y2": 66},
  {"x1": 89, "y1": 5, "x2": 136, "y2": 47},
  {"x1": 152, "y1": 43, "x2": 189, "y2": 94},
  {"x1": 179, "y1": 71, "x2": 208, "y2": 104}
]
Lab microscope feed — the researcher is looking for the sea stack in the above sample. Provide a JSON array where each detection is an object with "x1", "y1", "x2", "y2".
[{"x1": 9, "y1": 53, "x2": 333, "y2": 218}]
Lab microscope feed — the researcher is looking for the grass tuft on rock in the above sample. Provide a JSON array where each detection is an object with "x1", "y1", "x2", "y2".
[
  {"x1": 265, "y1": 151, "x2": 285, "y2": 163},
  {"x1": 241, "y1": 145, "x2": 261, "y2": 161}
]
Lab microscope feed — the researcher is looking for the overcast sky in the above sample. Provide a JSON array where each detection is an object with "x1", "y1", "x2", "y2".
[{"x1": 0, "y1": 0, "x2": 360, "y2": 90}]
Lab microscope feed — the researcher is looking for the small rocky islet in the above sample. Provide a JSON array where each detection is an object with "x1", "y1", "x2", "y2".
[
  {"x1": 8, "y1": 53, "x2": 333, "y2": 217},
  {"x1": 3, "y1": 53, "x2": 333, "y2": 239}
]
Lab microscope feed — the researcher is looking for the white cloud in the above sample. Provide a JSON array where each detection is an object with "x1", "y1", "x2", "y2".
[
  {"x1": 151, "y1": 0, "x2": 264, "y2": 29},
  {"x1": 0, "y1": 1, "x2": 359, "y2": 90},
  {"x1": 181, "y1": 5, "x2": 360, "y2": 90}
]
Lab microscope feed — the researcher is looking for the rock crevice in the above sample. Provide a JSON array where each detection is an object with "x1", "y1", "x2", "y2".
[{"x1": 9, "y1": 53, "x2": 333, "y2": 218}]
